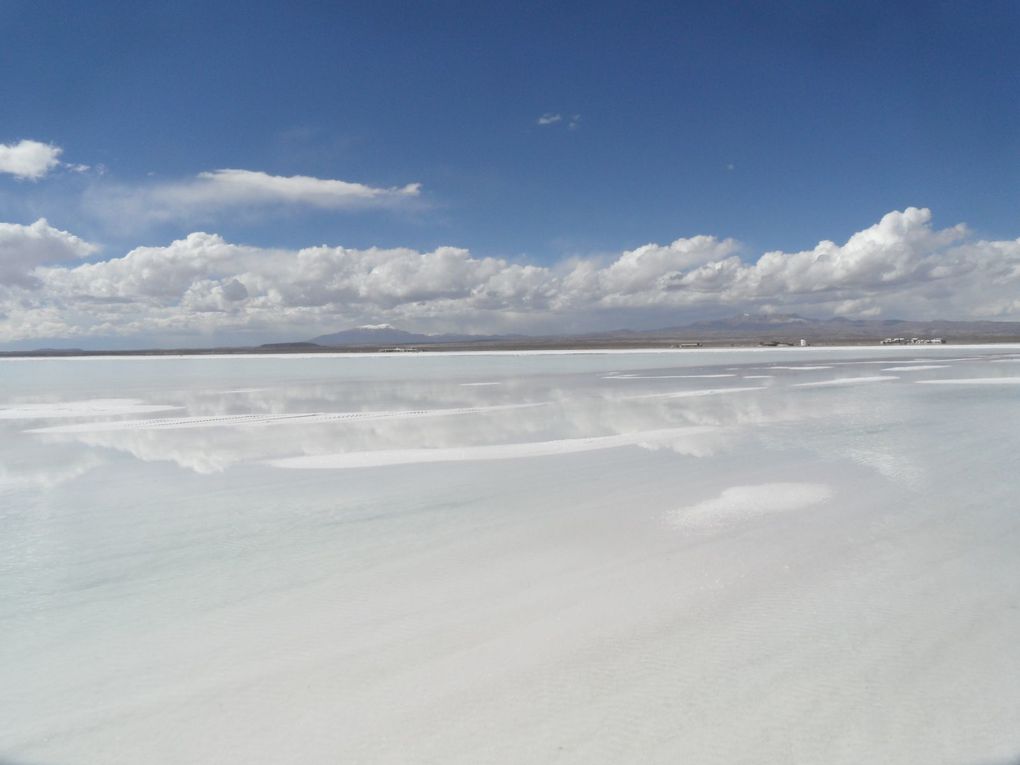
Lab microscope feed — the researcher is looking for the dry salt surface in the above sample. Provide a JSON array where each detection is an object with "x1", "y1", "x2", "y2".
[
  {"x1": 768, "y1": 365, "x2": 834, "y2": 370},
  {"x1": 2, "y1": 346, "x2": 1020, "y2": 765},
  {"x1": 881, "y1": 365, "x2": 951, "y2": 372},
  {"x1": 0, "y1": 398, "x2": 181, "y2": 419},
  {"x1": 674, "y1": 482, "x2": 833, "y2": 530},
  {"x1": 917, "y1": 377, "x2": 1020, "y2": 385},
  {"x1": 793, "y1": 375, "x2": 899, "y2": 387},
  {"x1": 603, "y1": 373, "x2": 737, "y2": 379},
  {"x1": 27, "y1": 402, "x2": 546, "y2": 434},
  {"x1": 269, "y1": 427, "x2": 717, "y2": 470},
  {"x1": 622, "y1": 385, "x2": 766, "y2": 400}
]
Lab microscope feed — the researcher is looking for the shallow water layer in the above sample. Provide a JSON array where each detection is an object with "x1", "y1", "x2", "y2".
[{"x1": 2, "y1": 347, "x2": 1020, "y2": 764}]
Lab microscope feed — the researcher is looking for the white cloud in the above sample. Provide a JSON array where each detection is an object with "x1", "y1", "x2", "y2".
[
  {"x1": 2, "y1": 207, "x2": 1020, "y2": 344},
  {"x1": 85, "y1": 169, "x2": 422, "y2": 225},
  {"x1": 536, "y1": 113, "x2": 581, "y2": 129},
  {"x1": 0, "y1": 140, "x2": 63, "y2": 180},
  {"x1": 0, "y1": 219, "x2": 98, "y2": 289},
  {"x1": 185, "y1": 169, "x2": 420, "y2": 208}
]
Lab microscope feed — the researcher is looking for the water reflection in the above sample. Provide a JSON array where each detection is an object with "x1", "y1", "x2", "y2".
[
  {"x1": 20, "y1": 379, "x2": 750, "y2": 474},
  {"x1": 3, "y1": 349, "x2": 1000, "y2": 482}
]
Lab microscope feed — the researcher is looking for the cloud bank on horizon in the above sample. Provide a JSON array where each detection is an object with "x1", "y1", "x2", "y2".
[{"x1": 2, "y1": 199, "x2": 1019, "y2": 346}]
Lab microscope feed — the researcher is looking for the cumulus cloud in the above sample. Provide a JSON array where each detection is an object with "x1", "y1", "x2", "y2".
[
  {"x1": 1, "y1": 207, "x2": 1019, "y2": 344},
  {"x1": 537, "y1": 113, "x2": 563, "y2": 125},
  {"x1": 85, "y1": 169, "x2": 422, "y2": 225},
  {"x1": 0, "y1": 219, "x2": 98, "y2": 289},
  {"x1": 0, "y1": 140, "x2": 63, "y2": 180}
]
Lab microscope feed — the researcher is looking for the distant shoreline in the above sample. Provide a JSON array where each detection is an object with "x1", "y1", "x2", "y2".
[{"x1": 4, "y1": 338, "x2": 1020, "y2": 359}]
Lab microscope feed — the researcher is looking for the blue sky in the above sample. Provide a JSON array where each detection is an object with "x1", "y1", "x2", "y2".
[{"x1": 1, "y1": 1, "x2": 1019, "y2": 346}]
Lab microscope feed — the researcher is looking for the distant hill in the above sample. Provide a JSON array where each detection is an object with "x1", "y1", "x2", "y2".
[
  {"x1": 664, "y1": 314, "x2": 1020, "y2": 342},
  {"x1": 6, "y1": 315, "x2": 1020, "y2": 358},
  {"x1": 309, "y1": 314, "x2": 1020, "y2": 348},
  {"x1": 688, "y1": 313, "x2": 813, "y2": 330},
  {"x1": 311, "y1": 325, "x2": 431, "y2": 346},
  {"x1": 310, "y1": 324, "x2": 518, "y2": 347}
]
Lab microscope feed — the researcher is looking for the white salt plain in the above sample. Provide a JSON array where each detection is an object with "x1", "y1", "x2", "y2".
[{"x1": 2, "y1": 347, "x2": 1020, "y2": 764}]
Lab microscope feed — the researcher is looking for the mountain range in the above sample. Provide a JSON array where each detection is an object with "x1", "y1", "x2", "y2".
[
  {"x1": 6, "y1": 315, "x2": 1020, "y2": 357},
  {"x1": 310, "y1": 324, "x2": 519, "y2": 346},
  {"x1": 302, "y1": 315, "x2": 1020, "y2": 348},
  {"x1": 289, "y1": 314, "x2": 1020, "y2": 350}
]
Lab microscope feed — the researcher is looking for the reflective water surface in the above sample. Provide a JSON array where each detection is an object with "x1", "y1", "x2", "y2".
[{"x1": 2, "y1": 347, "x2": 1020, "y2": 764}]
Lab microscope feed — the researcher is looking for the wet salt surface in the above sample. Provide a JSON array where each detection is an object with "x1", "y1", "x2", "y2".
[{"x1": 2, "y1": 346, "x2": 1020, "y2": 765}]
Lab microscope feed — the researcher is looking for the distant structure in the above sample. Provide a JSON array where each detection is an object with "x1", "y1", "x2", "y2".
[
  {"x1": 799, "y1": 339, "x2": 808, "y2": 347},
  {"x1": 672, "y1": 342, "x2": 702, "y2": 348},
  {"x1": 881, "y1": 337, "x2": 945, "y2": 345}
]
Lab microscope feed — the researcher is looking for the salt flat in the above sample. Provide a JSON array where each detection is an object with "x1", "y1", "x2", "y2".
[{"x1": 2, "y1": 347, "x2": 1019, "y2": 764}]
